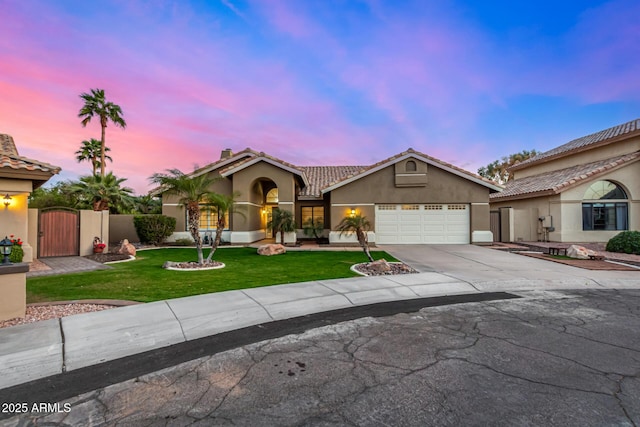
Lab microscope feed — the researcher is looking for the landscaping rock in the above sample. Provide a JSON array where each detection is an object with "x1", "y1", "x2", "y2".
[
  {"x1": 368, "y1": 259, "x2": 392, "y2": 273},
  {"x1": 257, "y1": 244, "x2": 286, "y2": 256},
  {"x1": 566, "y1": 245, "x2": 598, "y2": 260},
  {"x1": 114, "y1": 239, "x2": 136, "y2": 257}
]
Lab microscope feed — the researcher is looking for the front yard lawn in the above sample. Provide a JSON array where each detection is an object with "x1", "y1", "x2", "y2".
[{"x1": 27, "y1": 248, "x2": 397, "y2": 303}]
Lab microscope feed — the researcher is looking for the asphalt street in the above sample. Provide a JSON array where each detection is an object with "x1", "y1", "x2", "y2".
[{"x1": 3, "y1": 288, "x2": 640, "y2": 426}]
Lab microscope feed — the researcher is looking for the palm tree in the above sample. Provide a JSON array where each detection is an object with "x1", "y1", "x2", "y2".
[
  {"x1": 134, "y1": 194, "x2": 161, "y2": 214},
  {"x1": 78, "y1": 88, "x2": 126, "y2": 177},
  {"x1": 75, "y1": 138, "x2": 112, "y2": 175},
  {"x1": 336, "y1": 214, "x2": 373, "y2": 262},
  {"x1": 267, "y1": 209, "x2": 297, "y2": 245},
  {"x1": 150, "y1": 169, "x2": 219, "y2": 264},
  {"x1": 204, "y1": 192, "x2": 244, "y2": 262},
  {"x1": 69, "y1": 173, "x2": 134, "y2": 213}
]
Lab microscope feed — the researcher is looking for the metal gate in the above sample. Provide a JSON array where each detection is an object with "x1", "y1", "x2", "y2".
[
  {"x1": 490, "y1": 210, "x2": 501, "y2": 242},
  {"x1": 39, "y1": 208, "x2": 80, "y2": 257}
]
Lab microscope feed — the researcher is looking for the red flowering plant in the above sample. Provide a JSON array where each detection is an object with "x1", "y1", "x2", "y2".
[
  {"x1": 8, "y1": 234, "x2": 24, "y2": 263},
  {"x1": 93, "y1": 236, "x2": 106, "y2": 251}
]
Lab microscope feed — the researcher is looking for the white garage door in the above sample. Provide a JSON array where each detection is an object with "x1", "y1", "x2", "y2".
[{"x1": 375, "y1": 204, "x2": 470, "y2": 244}]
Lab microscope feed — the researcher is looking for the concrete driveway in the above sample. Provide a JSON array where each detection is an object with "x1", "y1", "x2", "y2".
[{"x1": 380, "y1": 244, "x2": 640, "y2": 290}]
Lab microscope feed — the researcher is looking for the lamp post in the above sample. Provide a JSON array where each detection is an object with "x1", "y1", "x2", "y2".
[{"x1": 0, "y1": 236, "x2": 13, "y2": 265}]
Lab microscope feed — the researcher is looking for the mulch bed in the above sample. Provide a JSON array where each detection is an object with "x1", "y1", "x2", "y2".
[
  {"x1": 518, "y1": 252, "x2": 639, "y2": 271},
  {"x1": 84, "y1": 253, "x2": 132, "y2": 263}
]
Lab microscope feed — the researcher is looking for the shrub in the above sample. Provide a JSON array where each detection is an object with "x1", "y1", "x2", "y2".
[
  {"x1": 9, "y1": 245, "x2": 23, "y2": 263},
  {"x1": 606, "y1": 231, "x2": 640, "y2": 255},
  {"x1": 133, "y1": 215, "x2": 176, "y2": 245}
]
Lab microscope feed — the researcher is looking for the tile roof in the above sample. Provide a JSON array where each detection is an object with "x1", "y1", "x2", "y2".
[
  {"x1": 512, "y1": 118, "x2": 640, "y2": 170},
  {"x1": 161, "y1": 147, "x2": 500, "y2": 198},
  {"x1": 491, "y1": 151, "x2": 640, "y2": 201},
  {"x1": 298, "y1": 166, "x2": 366, "y2": 198},
  {"x1": 0, "y1": 134, "x2": 61, "y2": 174}
]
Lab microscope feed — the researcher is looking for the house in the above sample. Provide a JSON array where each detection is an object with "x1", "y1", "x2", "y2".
[
  {"x1": 490, "y1": 118, "x2": 640, "y2": 243},
  {"x1": 0, "y1": 133, "x2": 60, "y2": 321},
  {"x1": 157, "y1": 148, "x2": 502, "y2": 245}
]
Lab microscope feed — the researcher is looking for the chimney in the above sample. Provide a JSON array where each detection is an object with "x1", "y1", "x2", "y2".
[{"x1": 220, "y1": 148, "x2": 233, "y2": 159}]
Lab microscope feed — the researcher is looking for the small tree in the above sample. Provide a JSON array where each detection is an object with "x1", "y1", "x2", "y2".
[
  {"x1": 336, "y1": 214, "x2": 373, "y2": 262},
  {"x1": 205, "y1": 192, "x2": 244, "y2": 262},
  {"x1": 149, "y1": 169, "x2": 219, "y2": 264},
  {"x1": 267, "y1": 209, "x2": 296, "y2": 245},
  {"x1": 303, "y1": 218, "x2": 324, "y2": 243}
]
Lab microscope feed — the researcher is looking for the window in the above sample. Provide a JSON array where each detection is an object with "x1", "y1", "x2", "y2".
[
  {"x1": 401, "y1": 204, "x2": 419, "y2": 210},
  {"x1": 301, "y1": 206, "x2": 324, "y2": 227},
  {"x1": 188, "y1": 205, "x2": 229, "y2": 230},
  {"x1": 406, "y1": 160, "x2": 417, "y2": 172},
  {"x1": 266, "y1": 188, "x2": 278, "y2": 203},
  {"x1": 582, "y1": 181, "x2": 628, "y2": 231},
  {"x1": 377, "y1": 205, "x2": 396, "y2": 210}
]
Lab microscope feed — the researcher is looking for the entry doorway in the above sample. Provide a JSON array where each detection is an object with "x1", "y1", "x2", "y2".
[{"x1": 266, "y1": 206, "x2": 279, "y2": 237}]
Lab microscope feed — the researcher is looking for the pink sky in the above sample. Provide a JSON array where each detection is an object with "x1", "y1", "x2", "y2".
[{"x1": 1, "y1": 0, "x2": 639, "y2": 194}]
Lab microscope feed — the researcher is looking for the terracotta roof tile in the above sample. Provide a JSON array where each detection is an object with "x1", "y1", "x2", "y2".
[
  {"x1": 299, "y1": 166, "x2": 366, "y2": 197},
  {"x1": 513, "y1": 118, "x2": 640, "y2": 170},
  {"x1": 491, "y1": 151, "x2": 640, "y2": 201},
  {"x1": 0, "y1": 134, "x2": 61, "y2": 174}
]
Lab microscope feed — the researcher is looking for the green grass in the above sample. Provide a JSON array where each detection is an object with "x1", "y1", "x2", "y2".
[{"x1": 27, "y1": 248, "x2": 397, "y2": 303}]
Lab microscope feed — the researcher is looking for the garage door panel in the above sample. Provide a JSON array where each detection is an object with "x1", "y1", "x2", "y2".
[{"x1": 376, "y1": 204, "x2": 469, "y2": 244}]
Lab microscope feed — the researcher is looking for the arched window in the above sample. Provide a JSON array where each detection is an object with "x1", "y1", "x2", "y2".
[
  {"x1": 406, "y1": 160, "x2": 417, "y2": 172},
  {"x1": 266, "y1": 188, "x2": 279, "y2": 203},
  {"x1": 582, "y1": 180, "x2": 628, "y2": 231}
]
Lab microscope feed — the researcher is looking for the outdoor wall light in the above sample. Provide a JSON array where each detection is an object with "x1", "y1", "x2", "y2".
[
  {"x1": 350, "y1": 208, "x2": 356, "y2": 217},
  {"x1": 3, "y1": 194, "x2": 11, "y2": 207},
  {"x1": 0, "y1": 236, "x2": 13, "y2": 265}
]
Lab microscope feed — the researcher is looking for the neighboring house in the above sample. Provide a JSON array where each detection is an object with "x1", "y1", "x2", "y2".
[
  {"x1": 156, "y1": 148, "x2": 502, "y2": 245},
  {"x1": 0, "y1": 134, "x2": 61, "y2": 262},
  {"x1": 490, "y1": 118, "x2": 640, "y2": 243},
  {"x1": 0, "y1": 133, "x2": 60, "y2": 322}
]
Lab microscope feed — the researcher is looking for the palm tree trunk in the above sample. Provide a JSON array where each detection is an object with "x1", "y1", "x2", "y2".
[
  {"x1": 206, "y1": 217, "x2": 224, "y2": 262},
  {"x1": 357, "y1": 229, "x2": 374, "y2": 262},
  {"x1": 187, "y1": 203, "x2": 204, "y2": 264},
  {"x1": 100, "y1": 120, "x2": 106, "y2": 177}
]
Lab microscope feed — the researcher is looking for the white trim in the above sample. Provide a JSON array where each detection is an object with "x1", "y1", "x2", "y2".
[
  {"x1": 396, "y1": 173, "x2": 427, "y2": 177},
  {"x1": 321, "y1": 152, "x2": 503, "y2": 193},
  {"x1": 235, "y1": 201, "x2": 263, "y2": 207},
  {"x1": 277, "y1": 201, "x2": 295, "y2": 205},
  {"x1": 219, "y1": 157, "x2": 310, "y2": 187},
  {"x1": 230, "y1": 230, "x2": 266, "y2": 243},
  {"x1": 162, "y1": 203, "x2": 182, "y2": 207},
  {"x1": 471, "y1": 202, "x2": 490, "y2": 206},
  {"x1": 331, "y1": 203, "x2": 375, "y2": 206}
]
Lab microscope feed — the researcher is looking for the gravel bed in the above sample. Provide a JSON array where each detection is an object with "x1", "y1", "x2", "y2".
[
  {"x1": 84, "y1": 253, "x2": 132, "y2": 263},
  {"x1": 0, "y1": 304, "x2": 116, "y2": 329},
  {"x1": 353, "y1": 261, "x2": 418, "y2": 276}
]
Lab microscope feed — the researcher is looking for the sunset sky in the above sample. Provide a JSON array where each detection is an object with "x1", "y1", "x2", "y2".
[{"x1": 2, "y1": 0, "x2": 639, "y2": 194}]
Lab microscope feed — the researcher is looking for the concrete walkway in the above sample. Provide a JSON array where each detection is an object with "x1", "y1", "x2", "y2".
[
  {"x1": 2, "y1": 245, "x2": 639, "y2": 391},
  {"x1": 27, "y1": 256, "x2": 110, "y2": 277}
]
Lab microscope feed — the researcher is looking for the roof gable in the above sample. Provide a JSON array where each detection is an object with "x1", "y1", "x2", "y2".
[
  {"x1": 512, "y1": 118, "x2": 640, "y2": 171},
  {"x1": 320, "y1": 148, "x2": 503, "y2": 194},
  {"x1": 219, "y1": 153, "x2": 310, "y2": 188},
  {"x1": 491, "y1": 151, "x2": 640, "y2": 201},
  {"x1": 0, "y1": 134, "x2": 61, "y2": 185}
]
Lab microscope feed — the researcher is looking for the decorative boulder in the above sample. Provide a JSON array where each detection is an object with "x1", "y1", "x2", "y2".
[
  {"x1": 368, "y1": 259, "x2": 392, "y2": 273},
  {"x1": 257, "y1": 244, "x2": 286, "y2": 256},
  {"x1": 566, "y1": 245, "x2": 598, "y2": 260},
  {"x1": 115, "y1": 239, "x2": 137, "y2": 257}
]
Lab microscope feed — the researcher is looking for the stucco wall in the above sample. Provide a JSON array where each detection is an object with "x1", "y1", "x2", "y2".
[
  {"x1": 0, "y1": 266, "x2": 28, "y2": 321},
  {"x1": 514, "y1": 136, "x2": 640, "y2": 179},
  {"x1": 329, "y1": 163, "x2": 491, "y2": 232},
  {"x1": 110, "y1": 215, "x2": 141, "y2": 243},
  {"x1": 79, "y1": 210, "x2": 109, "y2": 255},
  {"x1": 0, "y1": 179, "x2": 33, "y2": 262}
]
